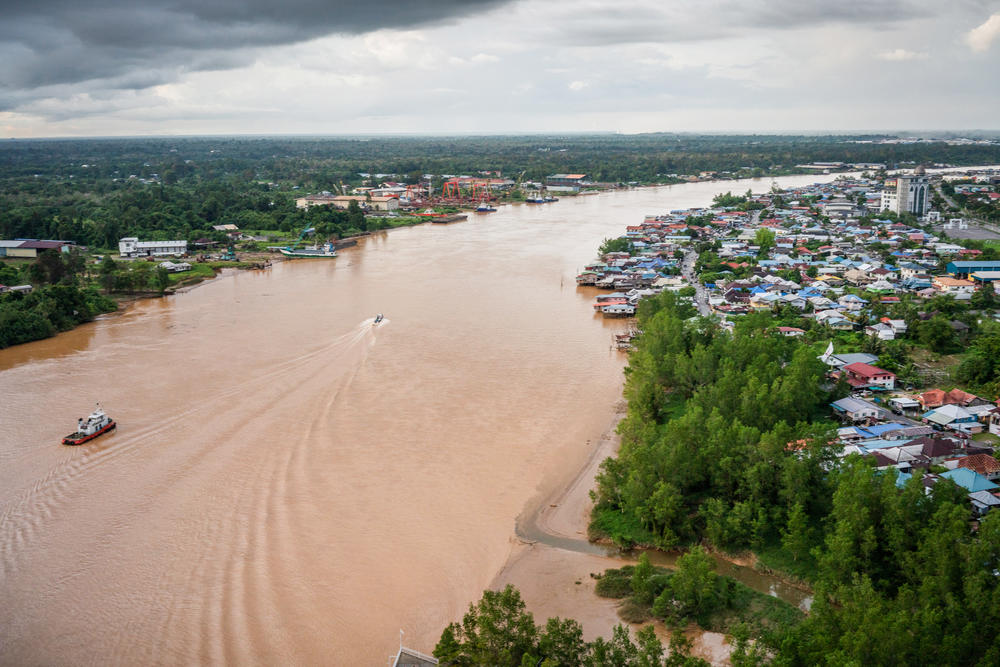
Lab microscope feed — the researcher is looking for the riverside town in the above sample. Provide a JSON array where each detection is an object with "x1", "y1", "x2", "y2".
[
  {"x1": 5, "y1": 0, "x2": 1000, "y2": 661},
  {"x1": 4, "y1": 133, "x2": 1000, "y2": 667}
]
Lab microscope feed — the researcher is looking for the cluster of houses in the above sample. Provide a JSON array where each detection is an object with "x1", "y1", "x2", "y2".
[
  {"x1": 949, "y1": 172, "x2": 1000, "y2": 211},
  {"x1": 826, "y1": 355, "x2": 1000, "y2": 515},
  {"x1": 577, "y1": 171, "x2": 1000, "y2": 516},
  {"x1": 580, "y1": 171, "x2": 1000, "y2": 330},
  {"x1": 576, "y1": 214, "x2": 699, "y2": 316}
]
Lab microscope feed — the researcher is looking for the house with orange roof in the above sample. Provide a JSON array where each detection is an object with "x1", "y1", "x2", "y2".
[
  {"x1": 917, "y1": 388, "x2": 987, "y2": 411},
  {"x1": 933, "y1": 276, "x2": 976, "y2": 296}
]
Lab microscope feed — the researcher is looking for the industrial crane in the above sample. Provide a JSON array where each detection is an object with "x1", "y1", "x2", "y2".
[{"x1": 286, "y1": 226, "x2": 315, "y2": 251}]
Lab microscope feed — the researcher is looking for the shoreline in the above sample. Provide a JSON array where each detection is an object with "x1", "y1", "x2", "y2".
[{"x1": 491, "y1": 399, "x2": 735, "y2": 665}]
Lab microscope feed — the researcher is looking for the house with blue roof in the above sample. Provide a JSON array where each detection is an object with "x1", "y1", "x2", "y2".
[
  {"x1": 940, "y1": 468, "x2": 999, "y2": 493},
  {"x1": 838, "y1": 293, "x2": 869, "y2": 311},
  {"x1": 923, "y1": 404, "x2": 979, "y2": 431},
  {"x1": 947, "y1": 260, "x2": 1000, "y2": 279}
]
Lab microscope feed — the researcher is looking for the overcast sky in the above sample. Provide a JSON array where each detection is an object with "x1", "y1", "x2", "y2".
[{"x1": 1, "y1": 0, "x2": 998, "y2": 137}]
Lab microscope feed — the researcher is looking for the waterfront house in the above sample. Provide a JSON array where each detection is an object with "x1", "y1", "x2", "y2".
[
  {"x1": 601, "y1": 303, "x2": 636, "y2": 317},
  {"x1": 391, "y1": 645, "x2": 439, "y2": 667},
  {"x1": 158, "y1": 261, "x2": 192, "y2": 273}
]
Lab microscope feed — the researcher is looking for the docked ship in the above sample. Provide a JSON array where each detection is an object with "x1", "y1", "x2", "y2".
[
  {"x1": 62, "y1": 404, "x2": 116, "y2": 445},
  {"x1": 475, "y1": 202, "x2": 497, "y2": 212},
  {"x1": 278, "y1": 226, "x2": 338, "y2": 258},
  {"x1": 278, "y1": 241, "x2": 338, "y2": 258}
]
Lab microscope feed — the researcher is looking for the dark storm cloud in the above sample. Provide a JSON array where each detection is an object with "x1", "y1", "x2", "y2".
[{"x1": 0, "y1": 0, "x2": 510, "y2": 94}]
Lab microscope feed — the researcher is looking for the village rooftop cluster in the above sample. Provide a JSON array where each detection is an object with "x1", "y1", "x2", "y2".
[{"x1": 578, "y1": 166, "x2": 1000, "y2": 516}]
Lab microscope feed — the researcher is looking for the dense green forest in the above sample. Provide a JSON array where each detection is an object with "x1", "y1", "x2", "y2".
[
  {"x1": 586, "y1": 292, "x2": 1000, "y2": 664},
  {"x1": 3, "y1": 134, "x2": 1000, "y2": 248}
]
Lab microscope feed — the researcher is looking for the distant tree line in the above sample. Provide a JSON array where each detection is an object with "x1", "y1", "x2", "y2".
[{"x1": 4, "y1": 135, "x2": 1000, "y2": 248}]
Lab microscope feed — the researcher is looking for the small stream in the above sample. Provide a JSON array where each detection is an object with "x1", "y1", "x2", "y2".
[{"x1": 516, "y1": 507, "x2": 812, "y2": 611}]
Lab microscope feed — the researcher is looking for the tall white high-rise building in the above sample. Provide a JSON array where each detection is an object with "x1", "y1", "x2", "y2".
[{"x1": 895, "y1": 167, "x2": 929, "y2": 216}]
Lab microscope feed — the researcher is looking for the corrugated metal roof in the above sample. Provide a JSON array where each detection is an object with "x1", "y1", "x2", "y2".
[{"x1": 17, "y1": 240, "x2": 66, "y2": 249}]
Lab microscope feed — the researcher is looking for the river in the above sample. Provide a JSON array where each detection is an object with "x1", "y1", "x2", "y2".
[{"x1": 1, "y1": 174, "x2": 835, "y2": 664}]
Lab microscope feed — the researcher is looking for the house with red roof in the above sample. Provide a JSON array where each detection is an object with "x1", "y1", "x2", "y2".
[{"x1": 841, "y1": 362, "x2": 896, "y2": 390}]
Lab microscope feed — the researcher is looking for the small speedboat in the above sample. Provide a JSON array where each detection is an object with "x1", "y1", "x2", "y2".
[{"x1": 373, "y1": 313, "x2": 384, "y2": 325}]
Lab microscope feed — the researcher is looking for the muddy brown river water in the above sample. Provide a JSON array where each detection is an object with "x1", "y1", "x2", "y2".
[{"x1": 1, "y1": 176, "x2": 833, "y2": 664}]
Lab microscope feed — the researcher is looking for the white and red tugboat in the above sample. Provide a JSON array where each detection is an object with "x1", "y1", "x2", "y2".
[{"x1": 62, "y1": 404, "x2": 116, "y2": 445}]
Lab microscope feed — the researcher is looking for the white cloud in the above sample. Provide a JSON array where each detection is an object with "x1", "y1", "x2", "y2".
[
  {"x1": 877, "y1": 48, "x2": 928, "y2": 61},
  {"x1": 567, "y1": 80, "x2": 590, "y2": 91},
  {"x1": 470, "y1": 53, "x2": 500, "y2": 64},
  {"x1": 965, "y1": 13, "x2": 1000, "y2": 52}
]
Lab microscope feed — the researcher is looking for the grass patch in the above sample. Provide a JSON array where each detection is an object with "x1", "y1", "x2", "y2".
[
  {"x1": 167, "y1": 263, "x2": 218, "y2": 285},
  {"x1": 618, "y1": 599, "x2": 654, "y2": 624},
  {"x1": 754, "y1": 540, "x2": 819, "y2": 583},
  {"x1": 702, "y1": 579, "x2": 804, "y2": 636},
  {"x1": 594, "y1": 566, "x2": 634, "y2": 598},
  {"x1": 909, "y1": 347, "x2": 964, "y2": 370},
  {"x1": 973, "y1": 432, "x2": 1000, "y2": 444},
  {"x1": 589, "y1": 508, "x2": 661, "y2": 549}
]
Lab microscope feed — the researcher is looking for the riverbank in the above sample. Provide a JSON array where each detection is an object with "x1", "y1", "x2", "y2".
[{"x1": 493, "y1": 403, "x2": 735, "y2": 665}]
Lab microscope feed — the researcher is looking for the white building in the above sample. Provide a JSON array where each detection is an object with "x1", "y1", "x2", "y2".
[
  {"x1": 880, "y1": 190, "x2": 898, "y2": 212},
  {"x1": 895, "y1": 171, "x2": 930, "y2": 216},
  {"x1": 119, "y1": 237, "x2": 188, "y2": 258}
]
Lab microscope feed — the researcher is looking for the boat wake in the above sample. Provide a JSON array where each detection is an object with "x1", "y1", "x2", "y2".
[{"x1": 0, "y1": 320, "x2": 382, "y2": 583}]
